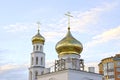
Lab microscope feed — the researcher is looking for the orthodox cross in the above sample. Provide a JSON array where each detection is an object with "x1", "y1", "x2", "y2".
[
  {"x1": 65, "y1": 12, "x2": 73, "y2": 30},
  {"x1": 37, "y1": 21, "x2": 41, "y2": 33}
]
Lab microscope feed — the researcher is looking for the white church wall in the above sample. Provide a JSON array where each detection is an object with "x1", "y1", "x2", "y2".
[
  {"x1": 59, "y1": 54, "x2": 80, "y2": 59},
  {"x1": 68, "y1": 70, "x2": 102, "y2": 80},
  {"x1": 37, "y1": 70, "x2": 103, "y2": 80},
  {"x1": 38, "y1": 70, "x2": 68, "y2": 80},
  {"x1": 31, "y1": 52, "x2": 45, "y2": 67}
]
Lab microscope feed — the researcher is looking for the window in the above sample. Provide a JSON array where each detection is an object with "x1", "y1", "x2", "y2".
[
  {"x1": 103, "y1": 63, "x2": 108, "y2": 75},
  {"x1": 36, "y1": 45, "x2": 39, "y2": 50},
  {"x1": 108, "y1": 75, "x2": 114, "y2": 78},
  {"x1": 117, "y1": 62, "x2": 120, "y2": 66},
  {"x1": 31, "y1": 57, "x2": 33, "y2": 65},
  {"x1": 41, "y1": 57, "x2": 43, "y2": 65},
  {"x1": 36, "y1": 57, "x2": 38, "y2": 65},
  {"x1": 117, "y1": 68, "x2": 120, "y2": 72},
  {"x1": 118, "y1": 74, "x2": 120, "y2": 78},
  {"x1": 40, "y1": 45, "x2": 42, "y2": 51},
  {"x1": 33, "y1": 46, "x2": 35, "y2": 51},
  {"x1": 35, "y1": 71, "x2": 38, "y2": 79},
  {"x1": 108, "y1": 62, "x2": 114, "y2": 69}
]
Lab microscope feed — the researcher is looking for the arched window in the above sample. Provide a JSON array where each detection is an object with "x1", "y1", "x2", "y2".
[
  {"x1": 36, "y1": 45, "x2": 39, "y2": 51},
  {"x1": 36, "y1": 57, "x2": 38, "y2": 65},
  {"x1": 40, "y1": 45, "x2": 42, "y2": 51},
  {"x1": 41, "y1": 57, "x2": 43, "y2": 65},
  {"x1": 35, "y1": 71, "x2": 38, "y2": 79},
  {"x1": 31, "y1": 57, "x2": 33, "y2": 65},
  {"x1": 33, "y1": 46, "x2": 35, "y2": 51}
]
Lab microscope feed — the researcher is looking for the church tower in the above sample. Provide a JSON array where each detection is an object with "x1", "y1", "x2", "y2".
[{"x1": 29, "y1": 22, "x2": 45, "y2": 80}]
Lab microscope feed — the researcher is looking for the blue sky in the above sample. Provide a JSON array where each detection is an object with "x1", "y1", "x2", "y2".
[{"x1": 0, "y1": 0, "x2": 120, "y2": 80}]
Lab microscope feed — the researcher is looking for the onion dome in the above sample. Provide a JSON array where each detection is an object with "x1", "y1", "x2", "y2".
[
  {"x1": 55, "y1": 27, "x2": 83, "y2": 56},
  {"x1": 32, "y1": 29, "x2": 45, "y2": 45}
]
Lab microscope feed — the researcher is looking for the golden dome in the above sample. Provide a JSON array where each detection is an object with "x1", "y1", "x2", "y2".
[
  {"x1": 32, "y1": 30, "x2": 45, "y2": 44},
  {"x1": 55, "y1": 27, "x2": 83, "y2": 56}
]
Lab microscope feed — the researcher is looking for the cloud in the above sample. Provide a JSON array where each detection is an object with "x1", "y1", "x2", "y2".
[
  {"x1": 44, "y1": 31, "x2": 64, "y2": 42},
  {"x1": 86, "y1": 26, "x2": 120, "y2": 48},
  {"x1": 4, "y1": 2, "x2": 117, "y2": 35},
  {"x1": 41, "y1": 2, "x2": 117, "y2": 42},
  {"x1": 69, "y1": 2, "x2": 117, "y2": 33},
  {"x1": 46, "y1": 60, "x2": 54, "y2": 67},
  {"x1": 4, "y1": 23, "x2": 36, "y2": 32},
  {"x1": 0, "y1": 64, "x2": 28, "y2": 74},
  {"x1": 0, "y1": 64, "x2": 29, "y2": 80}
]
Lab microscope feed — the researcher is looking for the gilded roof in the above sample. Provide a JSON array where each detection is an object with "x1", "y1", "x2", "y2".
[
  {"x1": 55, "y1": 28, "x2": 83, "y2": 56},
  {"x1": 32, "y1": 30, "x2": 45, "y2": 44}
]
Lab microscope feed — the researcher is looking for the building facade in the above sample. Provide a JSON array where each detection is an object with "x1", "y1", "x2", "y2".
[{"x1": 98, "y1": 54, "x2": 120, "y2": 80}]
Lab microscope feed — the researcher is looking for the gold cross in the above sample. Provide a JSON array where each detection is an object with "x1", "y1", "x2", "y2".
[
  {"x1": 65, "y1": 12, "x2": 73, "y2": 30},
  {"x1": 37, "y1": 21, "x2": 41, "y2": 33}
]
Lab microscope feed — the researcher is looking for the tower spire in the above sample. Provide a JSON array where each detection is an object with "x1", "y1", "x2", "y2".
[
  {"x1": 65, "y1": 12, "x2": 73, "y2": 30},
  {"x1": 37, "y1": 21, "x2": 41, "y2": 33}
]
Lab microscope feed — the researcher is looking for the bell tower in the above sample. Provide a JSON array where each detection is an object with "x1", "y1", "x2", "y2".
[{"x1": 29, "y1": 22, "x2": 45, "y2": 80}]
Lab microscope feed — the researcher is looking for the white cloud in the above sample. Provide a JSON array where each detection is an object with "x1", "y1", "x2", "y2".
[
  {"x1": 4, "y1": 23, "x2": 36, "y2": 32},
  {"x1": 2, "y1": 1, "x2": 118, "y2": 47},
  {"x1": 43, "y1": 31, "x2": 64, "y2": 42},
  {"x1": 0, "y1": 64, "x2": 28, "y2": 80},
  {"x1": 46, "y1": 60, "x2": 55, "y2": 72},
  {"x1": 2, "y1": 2, "x2": 117, "y2": 44},
  {"x1": 93, "y1": 26, "x2": 120, "y2": 40},
  {"x1": 69, "y1": 2, "x2": 117, "y2": 33},
  {"x1": 4, "y1": 2, "x2": 117, "y2": 34},
  {"x1": 46, "y1": 60, "x2": 54, "y2": 67},
  {"x1": 86, "y1": 26, "x2": 120, "y2": 48},
  {"x1": 0, "y1": 64, "x2": 28, "y2": 74},
  {"x1": 42, "y1": 2, "x2": 117, "y2": 42}
]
